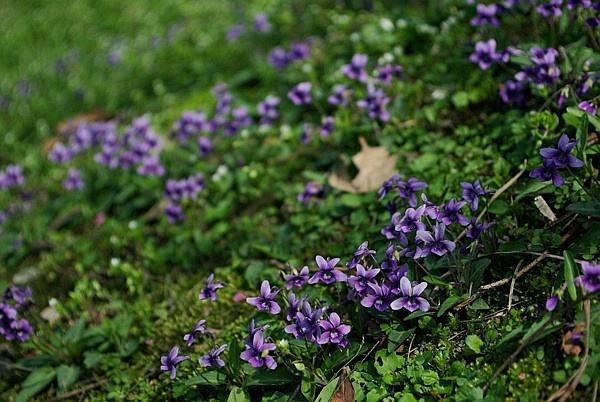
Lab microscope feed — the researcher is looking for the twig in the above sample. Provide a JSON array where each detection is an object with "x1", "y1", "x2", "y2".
[
  {"x1": 454, "y1": 166, "x2": 527, "y2": 243},
  {"x1": 407, "y1": 333, "x2": 416, "y2": 358},
  {"x1": 454, "y1": 252, "x2": 548, "y2": 311},
  {"x1": 507, "y1": 260, "x2": 523, "y2": 312}
]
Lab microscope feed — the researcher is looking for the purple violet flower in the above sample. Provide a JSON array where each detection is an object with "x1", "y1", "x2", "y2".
[
  {"x1": 539, "y1": 134, "x2": 584, "y2": 169},
  {"x1": 414, "y1": 223, "x2": 456, "y2": 258},
  {"x1": 257, "y1": 95, "x2": 281, "y2": 125},
  {"x1": 470, "y1": 39, "x2": 502, "y2": 70},
  {"x1": 471, "y1": 3, "x2": 502, "y2": 27},
  {"x1": 226, "y1": 23, "x2": 245, "y2": 42},
  {"x1": 137, "y1": 155, "x2": 165, "y2": 177},
  {"x1": 361, "y1": 282, "x2": 395, "y2": 312},
  {"x1": 396, "y1": 206, "x2": 427, "y2": 233},
  {"x1": 437, "y1": 199, "x2": 470, "y2": 226},
  {"x1": 390, "y1": 277, "x2": 430, "y2": 312},
  {"x1": 375, "y1": 64, "x2": 403, "y2": 85},
  {"x1": 287, "y1": 82, "x2": 312, "y2": 105},
  {"x1": 397, "y1": 178, "x2": 428, "y2": 207},
  {"x1": 460, "y1": 179, "x2": 491, "y2": 211},
  {"x1": 268, "y1": 47, "x2": 290, "y2": 69},
  {"x1": 164, "y1": 202, "x2": 185, "y2": 223},
  {"x1": 200, "y1": 344, "x2": 228, "y2": 368},
  {"x1": 317, "y1": 312, "x2": 351, "y2": 347},
  {"x1": 348, "y1": 264, "x2": 380, "y2": 294},
  {"x1": 580, "y1": 261, "x2": 600, "y2": 293},
  {"x1": 197, "y1": 136, "x2": 214, "y2": 157},
  {"x1": 160, "y1": 346, "x2": 189, "y2": 379},
  {"x1": 328, "y1": 84, "x2": 352, "y2": 106},
  {"x1": 466, "y1": 220, "x2": 494, "y2": 240},
  {"x1": 346, "y1": 241, "x2": 377, "y2": 268},
  {"x1": 240, "y1": 330, "x2": 277, "y2": 369},
  {"x1": 286, "y1": 293, "x2": 304, "y2": 321},
  {"x1": 49, "y1": 143, "x2": 73, "y2": 164},
  {"x1": 63, "y1": 168, "x2": 84, "y2": 191},
  {"x1": 284, "y1": 301, "x2": 324, "y2": 342},
  {"x1": 341, "y1": 54, "x2": 369, "y2": 82},
  {"x1": 320, "y1": 116, "x2": 335, "y2": 137},
  {"x1": 253, "y1": 13, "x2": 271, "y2": 32},
  {"x1": 537, "y1": 0, "x2": 563, "y2": 17},
  {"x1": 308, "y1": 256, "x2": 347, "y2": 285},
  {"x1": 545, "y1": 295, "x2": 559, "y2": 311},
  {"x1": 378, "y1": 175, "x2": 400, "y2": 200},
  {"x1": 284, "y1": 266, "x2": 310, "y2": 289},
  {"x1": 356, "y1": 85, "x2": 390, "y2": 122},
  {"x1": 578, "y1": 101, "x2": 597, "y2": 116},
  {"x1": 530, "y1": 160, "x2": 565, "y2": 187},
  {"x1": 246, "y1": 280, "x2": 281, "y2": 314},
  {"x1": 199, "y1": 274, "x2": 224, "y2": 301},
  {"x1": 298, "y1": 181, "x2": 323, "y2": 204},
  {"x1": 183, "y1": 319, "x2": 210, "y2": 347}
]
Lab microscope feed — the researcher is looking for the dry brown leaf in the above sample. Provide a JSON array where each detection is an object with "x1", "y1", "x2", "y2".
[
  {"x1": 561, "y1": 324, "x2": 585, "y2": 356},
  {"x1": 331, "y1": 368, "x2": 354, "y2": 402},
  {"x1": 328, "y1": 137, "x2": 398, "y2": 193},
  {"x1": 534, "y1": 195, "x2": 557, "y2": 222}
]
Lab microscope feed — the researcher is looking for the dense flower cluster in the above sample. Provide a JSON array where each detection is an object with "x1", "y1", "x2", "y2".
[
  {"x1": 0, "y1": 285, "x2": 33, "y2": 342},
  {"x1": 468, "y1": 1, "x2": 599, "y2": 109},
  {"x1": 379, "y1": 176, "x2": 493, "y2": 258}
]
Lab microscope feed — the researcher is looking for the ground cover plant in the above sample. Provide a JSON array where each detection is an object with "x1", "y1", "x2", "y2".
[{"x1": 0, "y1": 0, "x2": 599, "y2": 401}]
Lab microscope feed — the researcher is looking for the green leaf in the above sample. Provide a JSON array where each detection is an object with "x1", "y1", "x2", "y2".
[
  {"x1": 56, "y1": 365, "x2": 80, "y2": 393},
  {"x1": 397, "y1": 393, "x2": 418, "y2": 402},
  {"x1": 301, "y1": 374, "x2": 316, "y2": 401},
  {"x1": 340, "y1": 194, "x2": 363, "y2": 208},
  {"x1": 468, "y1": 298, "x2": 490, "y2": 310},
  {"x1": 185, "y1": 371, "x2": 227, "y2": 386},
  {"x1": 64, "y1": 318, "x2": 86, "y2": 344},
  {"x1": 387, "y1": 328, "x2": 414, "y2": 353},
  {"x1": 245, "y1": 368, "x2": 296, "y2": 387},
  {"x1": 515, "y1": 181, "x2": 551, "y2": 201},
  {"x1": 229, "y1": 339, "x2": 240, "y2": 375},
  {"x1": 496, "y1": 326, "x2": 524, "y2": 350},
  {"x1": 563, "y1": 251, "x2": 578, "y2": 301},
  {"x1": 576, "y1": 113, "x2": 589, "y2": 155},
  {"x1": 227, "y1": 386, "x2": 250, "y2": 402},
  {"x1": 566, "y1": 201, "x2": 600, "y2": 217},
  {"x1": 315, "y1": 377, "x2": 340, "y2": 402},
  {"x1": 83, "y1": 351, "x2": 102, "y2": 368},
  {"x1": 451, "y1": 91, "x2": 470, "y2": 108},
  {"x1": 16, "y1": 367, "x2": 56, "y2": 402},
  {"x1": 437, "y1": 295, "x2": 465, "y2": 317},
  {"x1": 422, "y1": 275, "x2": 450, "y2": 288},
  {"x1": 465, "y1": 335, "x2": 483, "y2": 354},
  {"x1": 403, "y1": 310, "x2": 430, "y2": 321},
  {"x1": 488, "y1": 199, "x2": 510, "y2": 215}
]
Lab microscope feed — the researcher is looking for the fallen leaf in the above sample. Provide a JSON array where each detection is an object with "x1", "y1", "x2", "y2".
[
  {"x1": 331, "y1": 367, "x2": 354, "y2": 402},
  {"x1": 534, "y1": 195, "x2": 557, "y2": 222},
  {"x1": 561, "y1": 323, "x2": 585, "y2": 356},
  {"x1": 328, "y1": 137, "x2": 398, "y2": 193}
]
